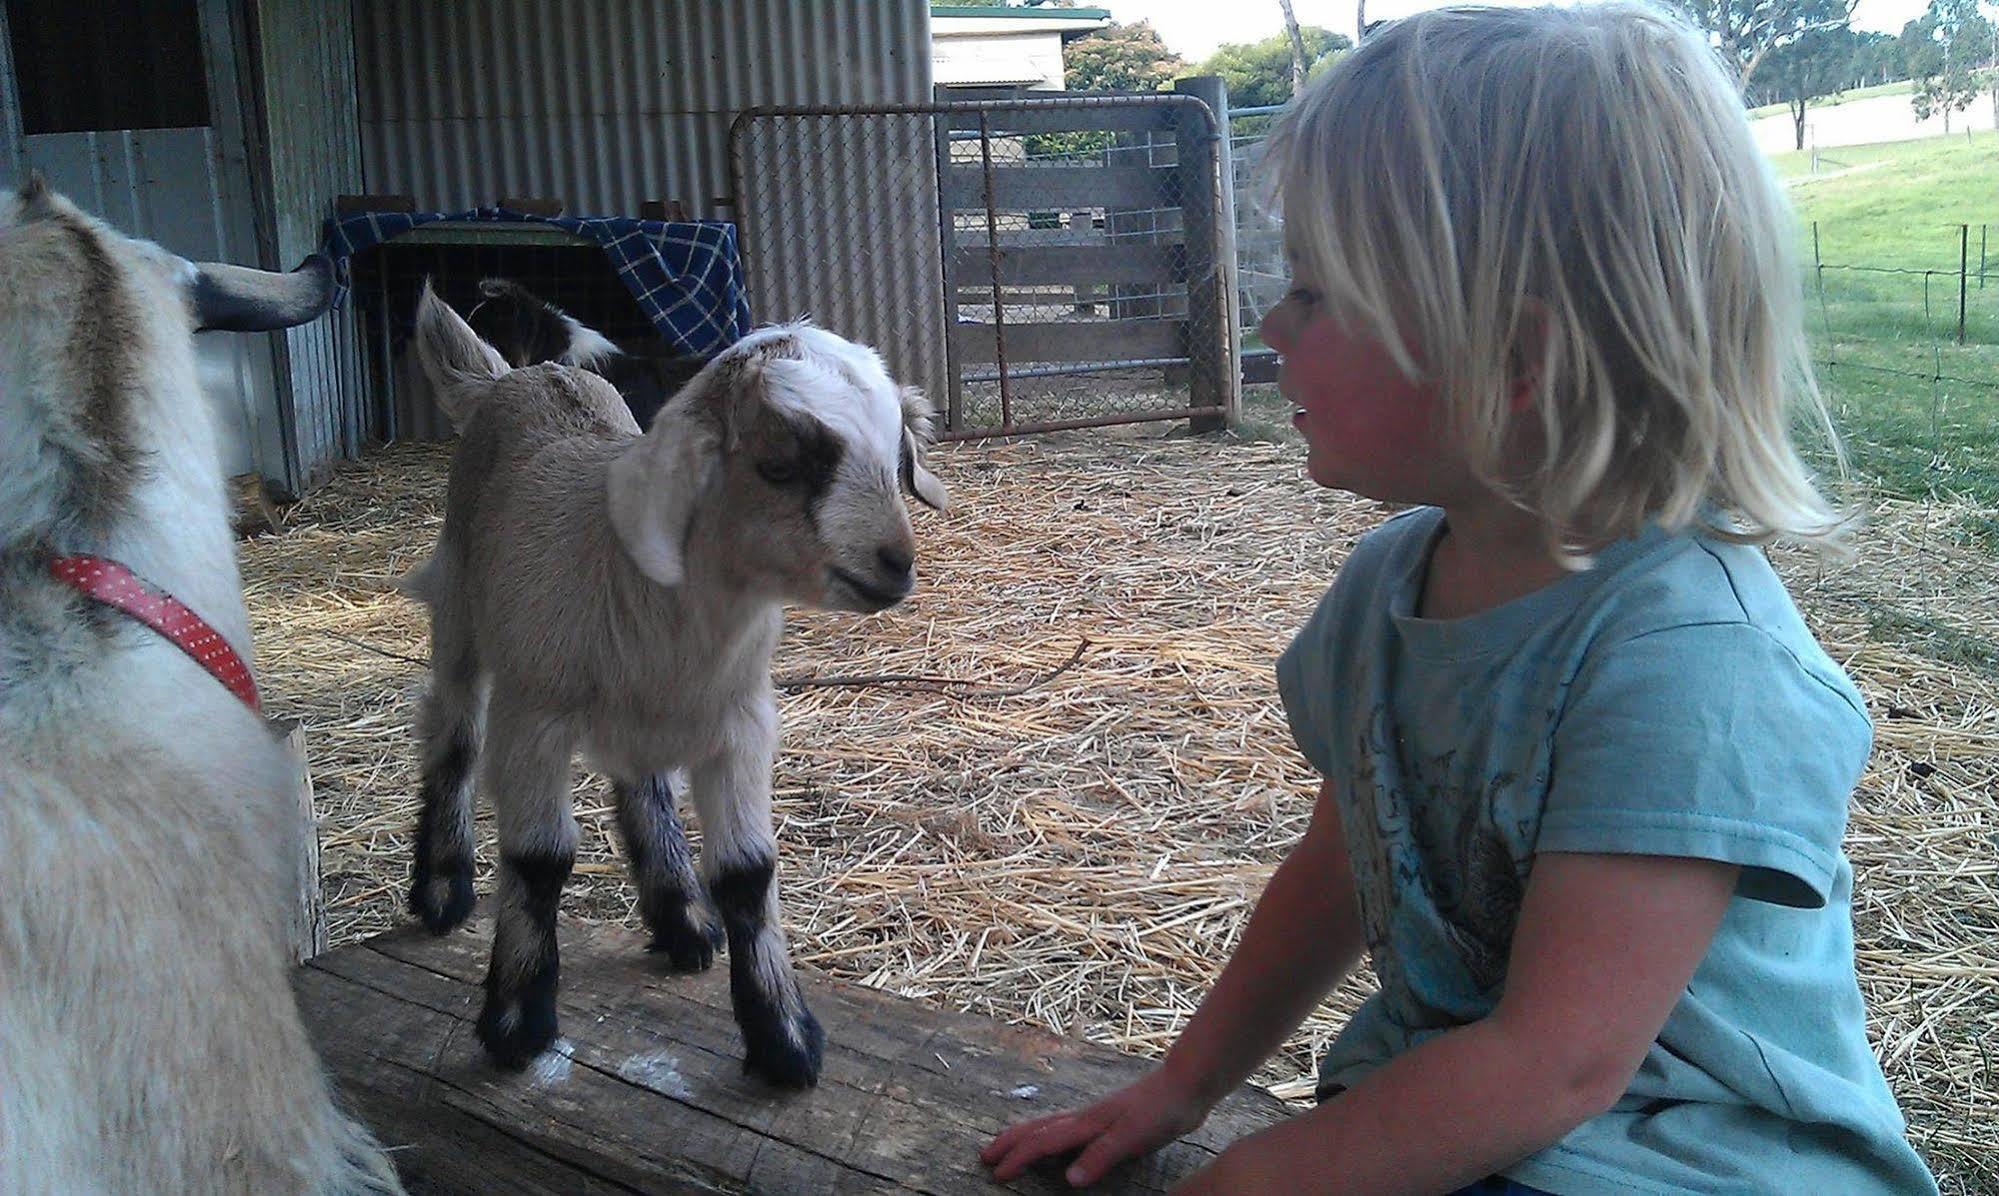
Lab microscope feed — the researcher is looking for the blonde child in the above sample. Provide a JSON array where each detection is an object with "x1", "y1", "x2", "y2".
[{"x1": 981, "y1": 5, "x2": 1939, "y2": 1193}]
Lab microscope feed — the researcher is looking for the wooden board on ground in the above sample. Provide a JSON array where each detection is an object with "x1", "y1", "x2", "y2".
[{"x1": 297, "y1": 917, "x2": 1290, "y2": 1195}]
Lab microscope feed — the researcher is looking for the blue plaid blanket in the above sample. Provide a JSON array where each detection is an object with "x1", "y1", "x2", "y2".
[{"x1": 321, "y1": 208, "x2": 752, "y2": 357}]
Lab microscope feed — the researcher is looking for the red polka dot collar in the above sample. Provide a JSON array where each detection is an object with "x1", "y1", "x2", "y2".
[{"x1": 47, "y1": 554, "x2": 261, "y2": 714}]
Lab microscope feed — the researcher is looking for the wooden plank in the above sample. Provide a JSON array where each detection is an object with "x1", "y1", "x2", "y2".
[
  {"x1": 297, "y1": 919, "x2": 1288, "y2": 1195},
  {"x1": 944, "y1": 165, "x2": 1171, "y2": 214},
  {"x1": 385, "y1": 221, "x2": 594, "y2": 248},
  {"x1": 274, "y1": 719, "x2": 328, "y2": 965},
  {"x1": 941, "y1": 106, "x2": 1180, "y2": 136},
  {"x1": 952, "y1": 243, "x2": 1182, "y2": 287},
  {"x1": 954, "y1": 319, "x2": 1184, "y2": 366},
  {"x1": 950, "y1": 229, "x2": 1184, "y2": 251}
]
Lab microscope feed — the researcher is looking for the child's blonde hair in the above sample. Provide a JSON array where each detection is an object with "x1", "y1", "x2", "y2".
[{"x1": 1266, "y1": 2, "x2": 1847, "y2": 558}]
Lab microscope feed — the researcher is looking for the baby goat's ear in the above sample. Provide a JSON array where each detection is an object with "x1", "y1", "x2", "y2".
[
  {"x1": 897, "y1": 385, "x2": 949, "y2": 512},
  {"x1": 413, "y1": 281, "x2": 508, "y2": 431},
  {"x1": 607, "y1": 395, "x2": 721, "y2": 587}
]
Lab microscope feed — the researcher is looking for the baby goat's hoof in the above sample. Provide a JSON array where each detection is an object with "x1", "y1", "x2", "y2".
[
  {"x1": 742, "y1": 1003, "x2": 824, "y2": 1089},
  {"x1": 409, "y1": 860, "x2": 475, "y2": 934},
  {"x1": 475, "y1": 993, "x2": 560, "y2": 1071},
  {"x1": 647, "y1": 906, "x2": 725, "y2": 972}
]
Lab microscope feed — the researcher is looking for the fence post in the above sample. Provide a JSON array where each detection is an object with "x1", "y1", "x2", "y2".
[
  {"x1": 1958, "y1": 223, "x2": 1969, "y2": 347},
  {"x1": 1175, "y1": 75, "x2": 1238, "y2": 433},
  {"x1": 932, "y1": 94, "x2": 965, "y2": 432}
]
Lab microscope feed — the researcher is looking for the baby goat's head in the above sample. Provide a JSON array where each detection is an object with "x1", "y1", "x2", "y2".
[
  {"x1": 413, "y1": 285, "x2": 948, "y2": 613},
  {"x1": 608, "y1": 323, "x2": 950, "y2": 613}
]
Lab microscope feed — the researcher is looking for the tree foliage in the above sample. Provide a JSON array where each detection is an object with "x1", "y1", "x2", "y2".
[
  {"x1": 1904, "y1": 0, "x2": 1996, "y2": 133},
  {"x1": 1763, "y1": 27, "x2": 1860, "y2": 148},
  {"x1": 1678, "y1": 0, "x2": 1857, "y2": 88},
  {"x1": 1196, "y1": 27, "x2": 1352, "y2": 109},
  {"x1": 1061, "y1": 20, "x2": 1186, "y2": 93}
]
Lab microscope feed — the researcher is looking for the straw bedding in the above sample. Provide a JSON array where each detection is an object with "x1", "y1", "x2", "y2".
[{"x1": 239, "y1": 432, "x2": 1997, "y2": 1193}]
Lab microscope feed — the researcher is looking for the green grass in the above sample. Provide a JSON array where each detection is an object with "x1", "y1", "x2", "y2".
[
  {"x1": 1748, "y1": 78, "x2": 1912, "y2": 120},
  {"x1": 1775, "y1": 132, "x2": 1999, "y2": 507}
]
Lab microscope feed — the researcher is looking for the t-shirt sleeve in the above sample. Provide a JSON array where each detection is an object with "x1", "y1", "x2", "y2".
[
  {"x1": 1277, "y1": 586, "x2": 1345, "y2": 779},
  {"x1": 1276, "y1": 515, "x2": 1422, "y2": 780},
  {"x1": 1538, "y1": 621, "x2": 1872, "y2": 909}
]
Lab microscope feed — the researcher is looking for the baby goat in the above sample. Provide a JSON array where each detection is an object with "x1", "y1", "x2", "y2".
[
  {"x1": 405, "y1": 285, "x2": 948, "y2": 1086},
  {"x1": 0, "y1": 177, "x2": 403, "y2": 1193}
]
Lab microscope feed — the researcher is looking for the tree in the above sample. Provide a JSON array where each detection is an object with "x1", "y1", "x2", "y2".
[
  {"x1": 1197, "y1": 27, "x2": 1352, "y2": 109},
  {"x1": 1905, "y1": 0, "x2": 1994, "y2": 132},
  {"x1": 1844, "y1": 30, "x2": 1905, "y2": 86},
  {"x1": 1901, "y1": 14, "x2": 1946, "y2": 90},
  {"x1": 1062, "y1": 20, "x2": 1186, "y2": 92},
  {"x1": 1277, "y1": 0, "x2": 1309, "y2": 94},
  {"x1": 1679, "y1": 0, "x2": 1857, "y2": 88},
  {"x1": 1763, "y1": 26, "x2": 1859, "y2": 148}
]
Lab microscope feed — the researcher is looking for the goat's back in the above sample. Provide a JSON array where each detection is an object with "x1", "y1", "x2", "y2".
[
  {"x1": 0, "y1": 701, "x2": 401, "y2": 1195},
  {"x1": 441, "y1": 361, "x2": 637, "y2": 543}
]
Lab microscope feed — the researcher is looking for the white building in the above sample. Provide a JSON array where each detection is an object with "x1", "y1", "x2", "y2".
[{"x1": 930, "y1": 3, "x2": 1112, "y2": 91}]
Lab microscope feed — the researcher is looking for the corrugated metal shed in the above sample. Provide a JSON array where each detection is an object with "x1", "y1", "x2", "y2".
[
  {"x1": 0, "y1": 0, "x2": 283, "y2": 483},
  {"x1": 7, "y1": 2, "x2": 947, "y2": 490},
  {"x1": 249, "y1": 0, "x2": 367, "y2": 491},
  {"x1": 0, "y1": 0, "x2": 366, "y2": 497},
  {"x1": 353, "y1": 0, "x2": 933, "y2": 216},
  {"x1": 352, "y1": 0, "x2": 947, "y2": 403},
  {"x1": 733, "y1": 110, "x2": 952, "y2": 402}
]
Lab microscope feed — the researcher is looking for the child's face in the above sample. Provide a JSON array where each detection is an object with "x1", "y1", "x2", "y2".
[{"x1": 1259, "y1": 278, "x2": 1475, "y2": 506}]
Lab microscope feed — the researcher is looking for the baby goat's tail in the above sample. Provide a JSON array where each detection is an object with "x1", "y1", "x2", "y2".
[{"x1": 412, "y1": 281, "x2": 507, "y2": 432}]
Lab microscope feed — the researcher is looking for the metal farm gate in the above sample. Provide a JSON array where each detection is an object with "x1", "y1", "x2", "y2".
[{"x1": 729, "y1": 93, "x2": 1238, "y2": 440}]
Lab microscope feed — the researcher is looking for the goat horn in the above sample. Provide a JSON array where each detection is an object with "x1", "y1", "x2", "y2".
[{"x1": 191, "y1": 254, "x2": 336, "y2": 333}]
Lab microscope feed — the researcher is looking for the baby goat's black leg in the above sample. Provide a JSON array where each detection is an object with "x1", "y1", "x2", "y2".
[
  {"x1": 472, "y1": 701, "x2": 577, "y2": 1069},
  {"x1": 409, "y1": 634, "x2": 480, "y2": 933},
  {"x1": 711, "y1": 855, "x2": 823, "y2": 1087},
  {"x1": 691, "y1": 743, "x2": 822, "y2": 1088},
  {"x1": 614, "y1": 773, "x2": 722, "y2": 971},
  {"x1": 476, "y1": 847, "x2": 571, "y2": 1069}
]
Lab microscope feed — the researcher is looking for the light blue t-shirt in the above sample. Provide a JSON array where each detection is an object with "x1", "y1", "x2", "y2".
[{"x1": 1277, "y1": 507, "x2": 1937, "y2": 1196}]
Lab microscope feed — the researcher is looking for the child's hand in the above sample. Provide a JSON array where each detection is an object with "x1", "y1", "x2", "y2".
[{"x1": 980, "y1": 1066, "x2": 1212, "y2": 1187}]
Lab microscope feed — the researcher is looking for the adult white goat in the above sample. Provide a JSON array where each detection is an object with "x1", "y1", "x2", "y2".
[
  {"x1": 405, "y1": 285, "x2": 948, "y2": 1087},
  {"x1": 0, "y1": 178, "x2": 404, "y2": 1193}
]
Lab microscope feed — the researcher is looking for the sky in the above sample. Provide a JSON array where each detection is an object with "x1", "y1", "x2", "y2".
[{"x1": 1123, "y1": 0, "x2": 1931, "y2": 62}]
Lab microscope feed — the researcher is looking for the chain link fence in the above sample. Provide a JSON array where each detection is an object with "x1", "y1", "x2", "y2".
[
  {"x1": 1227, "y1": 104, "x2": 1289, "y2": 350},
  {"x1": 731, "y1": 95, "x2": 1236, "y2": 441}
]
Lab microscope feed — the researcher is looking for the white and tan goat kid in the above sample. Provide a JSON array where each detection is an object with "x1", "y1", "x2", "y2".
[
  {"x1": 404, "y1": 285, "x2": 947, "y2": 1087},
  {"x1": 0, "y1": 177, "x2": 403, "y2": 1194}
]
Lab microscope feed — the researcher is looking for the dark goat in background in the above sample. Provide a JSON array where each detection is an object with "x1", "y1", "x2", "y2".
[{"x1": 464, "y1": 278, "x2": 710, "y2": 429}]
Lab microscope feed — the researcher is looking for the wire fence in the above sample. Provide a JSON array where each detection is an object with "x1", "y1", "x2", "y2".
[
  {"x1": 1806, "y1": 221, "x2": 1999, "y2": 509},
  {"x1": 1228, "y1": 105, "x2": 1288, "y2": 345}
]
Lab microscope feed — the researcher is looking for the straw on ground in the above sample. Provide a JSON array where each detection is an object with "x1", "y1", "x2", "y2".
[{"x1": 242, "y1": 434, "x2": 1998, "y2": 1195}]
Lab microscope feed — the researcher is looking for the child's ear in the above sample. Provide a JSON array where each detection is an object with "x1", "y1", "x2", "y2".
[{"x1": 1508, "y1": 299, "x2": 1551, "y2": 414}]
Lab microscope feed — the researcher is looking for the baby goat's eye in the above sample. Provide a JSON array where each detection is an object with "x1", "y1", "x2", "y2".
[{"x1": 756, "y1": 458, "x2": 800, "y2": 486}]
